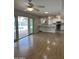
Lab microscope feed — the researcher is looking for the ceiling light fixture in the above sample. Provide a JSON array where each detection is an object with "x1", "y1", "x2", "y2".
[
  {"x1": 44, "y1": 12, "x2": 48, "y2": 14},
  {"x1": 27, "y1": 8, "x2": 34, "y2": 11}
]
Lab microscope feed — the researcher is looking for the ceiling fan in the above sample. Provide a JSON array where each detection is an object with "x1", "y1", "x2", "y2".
[{"x1": 24, "y1": 0, "x2": 45, "y2": 11}]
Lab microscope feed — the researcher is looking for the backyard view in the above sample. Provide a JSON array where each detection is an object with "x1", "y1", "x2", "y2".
[
  {"x1": 18, "y1": 16, "x2": 28, "y2": 38},
  {"x1": 14, "y1": 16, "x2": 28, "y2": 39},
  {"x1": 14, "y1": 16, "x2": 34, "y2": 40}
]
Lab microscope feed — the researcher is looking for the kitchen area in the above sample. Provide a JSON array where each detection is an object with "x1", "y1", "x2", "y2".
[{"x1": 39, "y1": 15, "x2": 64, "y2": 32}]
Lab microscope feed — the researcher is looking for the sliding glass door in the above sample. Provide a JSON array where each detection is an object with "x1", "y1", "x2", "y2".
[
  {"x1": 18, "y1": 16, "x2": 28, "y2": 39},
  {"x1": 28, "y1": 17, "x2": 34, "y2": 34},
  {"x1": 14, "y1": 16, "x2": 16, "y2": 40},
  {"x1": 14, "y1": 16, "x2": 34, "y2": 40}
]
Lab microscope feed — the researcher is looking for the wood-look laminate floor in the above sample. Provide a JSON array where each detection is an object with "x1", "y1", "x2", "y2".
[{"x1": 14, "y1": 32, "x2": 64, "y2": 59}]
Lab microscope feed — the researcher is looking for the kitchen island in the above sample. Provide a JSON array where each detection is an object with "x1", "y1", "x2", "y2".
[{"x1": 39, "y1": 23, "x2": 64, "y2": 33}]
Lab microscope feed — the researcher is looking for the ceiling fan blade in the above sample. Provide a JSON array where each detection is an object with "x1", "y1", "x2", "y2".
[
  {"x1": 36, "y1": 5, "x2": 45, "y2": 8},
  {"x1": 34, "y1": 8, "x2": 40, "y2": 11},
  {"x1": 25, "y1": 3, "x2": 30, "y2": 6},
  {"x1": 28, "y1": 2, "x2": 34, "y2": 6}
]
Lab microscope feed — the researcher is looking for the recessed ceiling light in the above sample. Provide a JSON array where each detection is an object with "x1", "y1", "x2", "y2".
[{"x1": 44, "y1": 12, "x2": 48, "y2": 14}]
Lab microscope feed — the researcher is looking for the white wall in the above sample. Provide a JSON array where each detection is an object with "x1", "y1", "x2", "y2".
[
  {"x1": 47, "y1": 16, "x2": 64, "y2": 24},
  {"x1": 34, "y1": 17, "x2": 41, "y2": 33}
]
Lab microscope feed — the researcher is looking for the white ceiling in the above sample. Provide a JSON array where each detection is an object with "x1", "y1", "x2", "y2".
[{"x1": 14, "y1": 0, "x2": 64, "y2": 16}]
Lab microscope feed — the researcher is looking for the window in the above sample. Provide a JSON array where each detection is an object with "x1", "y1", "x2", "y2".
[{"x1": 40, "y1": 18, "x2": 47, "y2": 24}]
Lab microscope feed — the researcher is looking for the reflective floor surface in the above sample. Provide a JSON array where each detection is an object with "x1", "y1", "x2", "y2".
[{"x1": 14, "y1": 32, "x2": 64, "y2": 59}]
